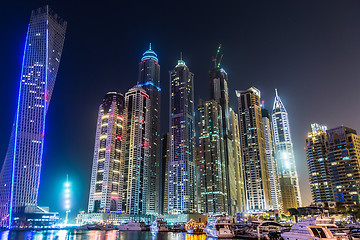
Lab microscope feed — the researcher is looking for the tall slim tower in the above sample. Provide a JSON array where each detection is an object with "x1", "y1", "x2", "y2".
[
  {"x1": 138, "y1": 44, "x2": 161, "y2": 214},
  {"x1": 305, "y1": 123, "x2": 333, "y2": 203},
  {"x1": 88, "y1": 92, "x2": 125, "y2": 213},
  {"x1": 198, "y1": 100, "x2": 227, "y2": 214},
  {"x1": 272, "y1": 89, "x2": 301, "y2": 211},
  {"x1": 236, "y1": 87, "x2": 271, "y2": 212},
  {"x1": 160, "y1": 133, "x2": 169, "y2": 214},
  {"x1": 168, "y1": 58, "x2": 196, "y2": 214},
  {"x1": 0, "y1": 6, "x2": 66, "y2": 228},
  {"x1": 262, "y1": 108, "x2": 281, "y2": 211},
  {"x1": 120, "y1": 86, "x2": 150, "y2": 215}
]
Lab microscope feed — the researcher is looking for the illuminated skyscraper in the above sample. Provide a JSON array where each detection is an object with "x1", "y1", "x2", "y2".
[
  {"x1": 198, "y1": 100, "x2": 227, "y2": 214},
  {"x1": 305, "y1": 123, "x2": 333, "y2": 203},
  {"x1": 120, "y1": 86, "x2": 150, "y2": 215},
  {"x1": 326, "y1": 126, "x2": 360, "y2": 203},
  {"x1": 168, "y1": 57, "x2": 196, "y2": 214},
  {"x1": 262, "y1": 108, "x2": 281, "y2": 211},
  {"x1": 236, "y1": 87, "x2": 271, "y2": 212},
  {"x1": 88, "y1": 92, "x2": 125, "y2": 213},
  {"x1": 0, "y1": 6, "x2": 66, "y2": 228},
  {"x1": 160, "y1": 133, "x2": 169, "y2": 214},
  {"x1": 272, "y1": 89, "x2": 301, "y2": 211},
  {"x1": 138, "y1": 44, "x2": 161, "y2": 214}
]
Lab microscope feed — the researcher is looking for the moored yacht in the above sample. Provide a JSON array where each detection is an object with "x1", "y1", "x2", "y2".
[
  {"x1": 150, "y1": 218, "x2": 169, "y2": 232},
  {"x1": 118, "y1": 221, "x2": 147, "y2": 231},
  {"x1": 204, "y1": 215, "x2": 234, "y2": 238},
  {"x1": 185, "y1": 219, "x2": 206, "y2": 234}
]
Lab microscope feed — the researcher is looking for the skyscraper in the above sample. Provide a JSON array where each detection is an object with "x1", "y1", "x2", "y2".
[
  {"x1": 88, "y1": 92, "x2": 125, "y2": 213},
  {"x1": 262, "y1": 108, "x2": 281, "y2": 211},
  {"x1": 272, "y1": 89, "x2": 301, "y2": 211},
  {"x1": 236, "y1": 87, "x2": 271, "y2": 212},
  {"x1": 168, "y1": 57, "x2": 196, "y2": 214},
  {"x1": 326, "y1": 126, "x2": 360, "y2": 204},
  {"x1": 160, "y1": 133, "x2": 169, "y2": 214},
  {"x1": 198, "y1": 100, "x2": 227, "y2": 214},
  {"x1": 305, "y1": 123, "x2": 333, "y2": 203},
  {"x1": 0, "y1": 6, "x2": 66, "y2": 228},
  {"x1": 138, "y1": 44, "x2": 161, "y2": 214},
  {"x1": 120, "y1": 86, "x2": 150, "y2": 215}
]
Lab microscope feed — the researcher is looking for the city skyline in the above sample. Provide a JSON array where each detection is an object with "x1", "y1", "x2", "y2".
[{"x1": 1, "y1": 1, "x2": 360, "y2": 216}]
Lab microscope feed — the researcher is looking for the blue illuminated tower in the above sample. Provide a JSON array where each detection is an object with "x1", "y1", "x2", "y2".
[
  {"x1": 168, "y1": 56, "x2": 196, "y2": 214},
  {"x1": 137, "y1": 44, "x2": 161, "y2": 214},
  {"x1": 272, "y1": 89, "x2": 301, "y2": 211},
  {"x1": 0, "y1": 6, "x2": 66, "y2": 228}
]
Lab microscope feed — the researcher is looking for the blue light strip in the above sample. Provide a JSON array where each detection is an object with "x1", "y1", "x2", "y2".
[
  {"x1": 138, "y1": 81, "x2": 161, "y2": 91},
  {"x1": 9, "y1": 24, "x2": 30, "y2": 229},
  {"x1": 37, "y1": 20, "x2": 49, "y2": 204}
]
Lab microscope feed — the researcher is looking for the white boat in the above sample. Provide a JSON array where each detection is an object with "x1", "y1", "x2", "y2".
[
  {"x1": 204, "y1": 215, "x2": 234, "y2": 238},
  {"x1": 281, "y1": 216, "x2": 347, "y2": 240},
  {"x1": 251, "y1": 220, "x2": 283, "y2": 239},
  {"x1": 150, "y1": 218, "x2": 169, "y2": 232},
  {"x1": 118, "y1": 221, "x2": 147, "y2": 231}
]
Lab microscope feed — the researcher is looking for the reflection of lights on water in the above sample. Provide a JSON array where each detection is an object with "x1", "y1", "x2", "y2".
[
  {"x1": 185, "y1": 233, "x2": 207, "y2": 240},
  {"x1": 0, "y1": 231, "x2": 9, "y2": 240}
]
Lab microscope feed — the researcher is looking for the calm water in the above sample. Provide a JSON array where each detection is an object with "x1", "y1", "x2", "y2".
[{"x1": 0, "y1": 230, "x2": 224, "y2": 240}]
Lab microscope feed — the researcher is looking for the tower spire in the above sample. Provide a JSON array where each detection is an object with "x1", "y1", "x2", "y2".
[
  {"x1": 180, "y1": 51, "x2": 183, "y2": 61},
  {"x1": 149, "y1": 42, "x2": 152, "y2": 50},
  {"x1": 275, "y1": 88, "x2": 279, "y2": 97}
]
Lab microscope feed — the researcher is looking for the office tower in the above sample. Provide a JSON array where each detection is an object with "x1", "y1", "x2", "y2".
[
  {"x1": 88, "y1": 92, "x2": 125, "y2": 213},
  {"x1": 168, "y1": 57, "x2": 196, "y2": 214},
  {"x1": 272, "y1": 89, "x2": 301, "y2": 211},
  {"x1": 0, "y1": 6, "x2": 66, "y2": 228},
  {"x1": 262, "y1": 108, "x2": 281, "y2": 211},
  {"x1": 120, "y1": 86, "x2": 150, "y2": 215},
  {"x1": 137, "y1": 44, "x2": 161, "y2": 214},
  {"x1": 209, "y1": 47, "x2": 235, "y2": 215},
  {"x1": 229, "y1": 109, "x2": 246, "y2": 213},
  {"x1": 160, "y1": 133, "x2": 169, "y2": 214},
  {"x1": 326, "y1": 126, "x2": 360, "y2": 203},
  {"x1": 236, "y1": 87, "x2": 271, "y2": 212},
  {"x1": 198, "y1": 100, "x2": 227, "y2": 214},
  {"x1": 305, "y1": 123, "x2": 334, "y2": 203}
]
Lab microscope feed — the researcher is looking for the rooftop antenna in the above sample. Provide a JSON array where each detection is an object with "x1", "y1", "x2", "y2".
[
  {"x1": 180, "y1": 51, "x2": 183, "y2": 61},
  {"x1": 275, "y1": 88, "x2": 279, "y2": 97},
  {"x1": 149, "y1": 42, "x2": 152, "y2": 50}
]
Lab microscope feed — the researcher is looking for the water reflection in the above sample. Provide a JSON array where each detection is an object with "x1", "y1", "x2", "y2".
[{"x1": 0, "y1": 231, "x2": 211, "y2": 240}]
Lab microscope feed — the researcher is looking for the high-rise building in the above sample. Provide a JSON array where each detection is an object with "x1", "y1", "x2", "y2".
[
  {"x1": 198, "y1": 100, "x2": 227, "y2": 214},
  {"x1": 326, "y1": 126, "x2": 360, "y2": 204},
  {"x1": 160, "y1": 133, "x2": 169, "y2": 214},
  {"x1": 229, "y1": 109, "x2": 246, "y2": 213},
  {"x1": 168, "y1": 58, "x2": 196, "y2": 214},
  {"x1": 0, "y1": 6, "x2": 66, "y2": 228},
  {"x1": 88, "y1": 92, "x2": 125, "y2": 213},
  {"x1": 120, "y1": 86, "x2": 150, "y2": 215},
  {"x1": 262, "y1": 108, "x2": 281, "y2": 211},
  {"x1": 305, "y1": 123, "x2": 333, "y2": 203},
  {"x1": 272, "y1": 89, "x2": 301, "y2": 211},
  {"x1": 137, "y1": 44, "x2": 161, "y2": 214},
  {"x1": 236, "y1": 87, "x2": 271, "y2": 212}
]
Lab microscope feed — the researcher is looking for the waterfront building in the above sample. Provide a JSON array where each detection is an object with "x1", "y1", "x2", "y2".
[
  {"x1": 229, "y1": 109, "x2": 246, "y2": 213},
  {"x1": 120, "y1": 86, "x2": 150, "y2": 215},
  {"x1": 0, "y1": 6, "x2": 66, "y2": 228},
  {"x1": 168, "y1": 57, "x2": 196, "y2": 214},
  {"x1": 137, "y1": 44, "x2": 161, "y2": 214},
  {"x1": 236, "y1": 87, "x2": 271, "y2": 212},
  {"x1": 262, "y1": 108, "x2": 281, "y2": 211},
  {"x1": 305, "y1": 123, "x2": 333, "y2": 203},
  {"x1": 326, "y1": 126, "x2": 360, "y2": 203},
  {"x1": 198, "y1": 100, "x2": 227, "y2": 214},
  {"x1": 88, "y1": 92, "x2": 125, "y2": 213},
  {"x1": 160, "y1": 133, "x2": 169, "y2": 214},
  {"x1": 272, "y1": 89, "x2": 301, "y2": 211}
]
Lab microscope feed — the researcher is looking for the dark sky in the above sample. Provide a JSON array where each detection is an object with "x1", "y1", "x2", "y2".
[{"x1": 1, "y1": 0, "x2": 360, "y2": 217}]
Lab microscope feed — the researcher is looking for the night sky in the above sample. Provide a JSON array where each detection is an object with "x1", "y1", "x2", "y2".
[{"x1": 1, "y1": 0, "x2": 360, "y2": 217}]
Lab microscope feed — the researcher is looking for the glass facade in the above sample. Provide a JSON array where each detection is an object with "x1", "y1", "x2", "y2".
[{"x1": 0, "y1": 6, "x2": 66, "y2": 228}]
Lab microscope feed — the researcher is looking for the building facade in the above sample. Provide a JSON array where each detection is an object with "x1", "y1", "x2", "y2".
[
  {"x1": 160, "y1": 133, "x2": 169, "y2": 214},
  {"x1": 137, "y1": 45, "x2": 161, "y2": 214},
  {"x1": 198, "y1": 100, "x2": 228, "y2": 214},
  {"x1": 272, "y1": 89, "x2": 301, "y2": 211},
  {"x1": 305, "y1": 123, "x2": 333, "y2": 203},
  {"x1": 262, "y1": 108, "x2": 281, "y2": 211},
  {"x1": 0, "y1": 6, "x2": 66, "y2": 228},
  {"x1": 236, "y1": 87, "x2": 271, "y2": 212},
  {"x1": 120, "y1": 86, "x2": 150, "y2": 215},
  {"x1": 88, "y1": 92, "x2": 125, "y2": 213},
  {"x1": 326, "y1": 126, "x2": 360, "y2": 204},
  {"x1": 168, "y1": 58, "x2": 196, "y2": 214}
]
